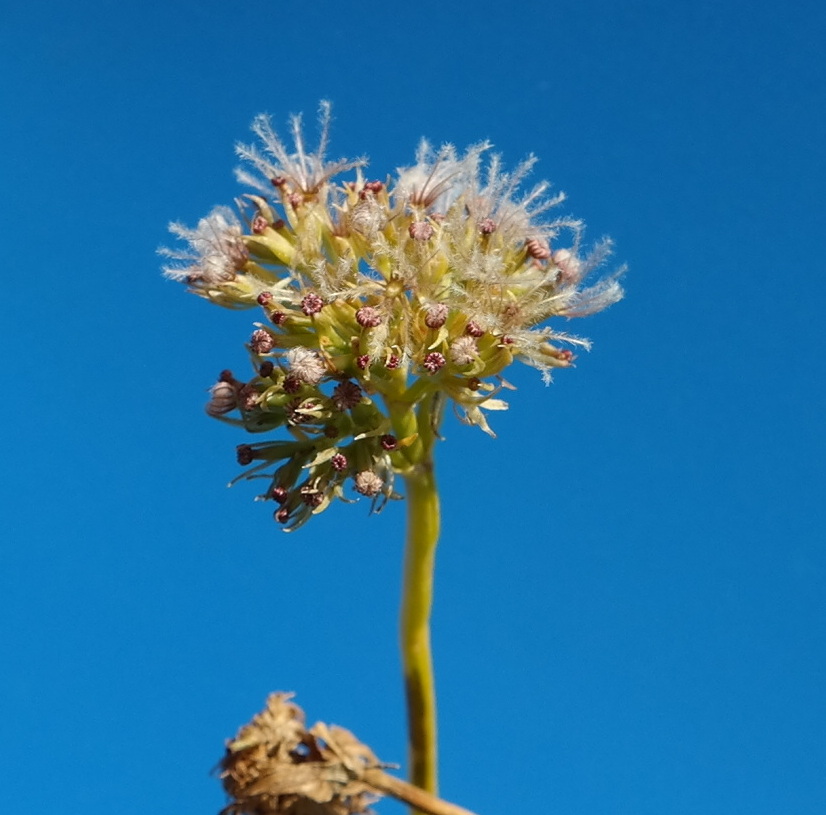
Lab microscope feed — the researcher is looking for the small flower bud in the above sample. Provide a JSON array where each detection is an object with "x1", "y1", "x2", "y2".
[
  {"x1": 286, "y1": 346, "x2": 326, "y2": 384},
  {"x1": 362, "y1": 180, "x2": 384, "y2": 193},
  {"x1": 257, "y1": 292, "x2": 273, "y2": 306},
  {"x1": 271, "y1": 176, "x2": 287, "y2": 188},
  {"x1": 270, "y1": 310, "x2": 287, "y2": 326},
  {"x1": 356, "y1": 306, "x2": 382, "y2": 328},
  {"x1": 300, "y1": 485, "x2": 323, "y2": 507},
  {"x1": 251, "y1": 215, "x2": 269, "y2": 234},
  {"x1": 478, "y1": 218, "x2": 497, "y2": 235},
  {"x1": 385, "y1": 354, "x2": 401, "y2": 369},
  {"x1": 354, "y1": 470, "x2": 383, "y2": 497},
  {"x1": 283, "y1": 374, "x2": 302, "y2": 394},
  {"x1": 288, "y1": 193, "x2": 303, "y2": 210},
  {"x1": 424, "y1": 303, "x2": 449, "y2": 329},
  {"x1": 286, "y1": 399, "x2": 312, "y2": 425},
  {"x1": 467, "y1": 377, "x2": 482, "y2": 391},
  {"x1": 408, "y1": 221, "x2": 434, "y2": 241},
  {"x1": 237, "y1": 445, "x2": 254, "y2": 466},
  {"x1": 259, "y1": 360, "x2": 274, "y2": 377},
  {"x1": 423, "y1": 351, "x2": 446, "y2": 374},
  {"x1": 525, "y1": 237, "x2": 552, "y2": 259},
  {"x1": 465, "y1": 320, "x2": 485, "y2": 338},
  {"x1": 250, "y1": 329, "x2": 276, "y2": 354},
  {"x1": 239, "y1": 383, "x2": 260, "y2": 410},
  {"x1": 449, "y1": 336, "x2": 477, "y2": 366},
  {"x1": 219, "y1": 370, "x2": 235, "y2": 383},
  {"x1": 380, "y1": 434, "x2": 397, "y2": 451},
  {"x1": 206, "y1": 380, "x2": 237, "y2": 417},
  {"x1": 332, "y1": 380, "x2": 363, "y2": 411},
  {"x1": 331, "y1": 453, "x2": 348, "y2": 471},
  {"x1": 349, "y1": 198, "x2": 386, "y2": 236},
  {"x1": 356, "y1": 354, "x2": 371, "y2": 370},
  {"x1": 271, "y1": 486, "x2": 289, "y2": 503},
  {"x1": 274, "y1": 507, "x2": 290, "y2": 523},
  {"x1": 301, "y1": 292, "x2": 324, "y2": 315}
]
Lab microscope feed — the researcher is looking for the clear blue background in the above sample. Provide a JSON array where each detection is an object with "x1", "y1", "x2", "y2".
[{"x1": 2, "y1": 1, "x2": 824, "y2": 813}]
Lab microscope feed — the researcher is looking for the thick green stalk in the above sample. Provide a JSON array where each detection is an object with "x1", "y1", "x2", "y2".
[{"x1": 389, "y1": 393, "x2": 441, "y2": 802}]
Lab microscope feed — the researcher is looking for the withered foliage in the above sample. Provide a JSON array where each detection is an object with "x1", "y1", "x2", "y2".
[{"x1": 219, "y1": 693, "x2": 381, "y2": 815}]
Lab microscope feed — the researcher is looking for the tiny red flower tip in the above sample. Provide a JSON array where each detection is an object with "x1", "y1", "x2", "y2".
[
  {"x1": 423, "y1": 352, "x2": 446, "y2": 374},
  {"x1": 301, "y1": 292, "x2": 324, "y2": 315},
  {"x1": 408, "y1": 221, "x2": 434, "y2": 241},
  {"x1": 356, "y1": 306, "x2": 382, "y2": 328}
]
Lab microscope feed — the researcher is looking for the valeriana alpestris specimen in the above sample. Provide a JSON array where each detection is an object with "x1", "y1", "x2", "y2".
[{"x1": 162, "y1": 102, "x2": 623, "y2": 806}]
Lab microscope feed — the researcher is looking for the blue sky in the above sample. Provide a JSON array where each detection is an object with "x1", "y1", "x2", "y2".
[{"x1": 1, "y1": 1, "x2": 824, "y2": 813}]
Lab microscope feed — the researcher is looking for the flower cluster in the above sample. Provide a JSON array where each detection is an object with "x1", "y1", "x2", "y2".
[{"x1": 162, "y1": 102, "x2": 623, "y2": 529}]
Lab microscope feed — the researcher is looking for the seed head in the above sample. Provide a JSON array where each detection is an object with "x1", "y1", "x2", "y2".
[
  {"x1": 354, "y1": 470, "x2": 383, "y2": 497},
  {"x1": 449, "y1": 336, "x2": 477, "y2": 366},
  {"x1": 285, "y1": 346, "x2": 326, "y2": 384}
]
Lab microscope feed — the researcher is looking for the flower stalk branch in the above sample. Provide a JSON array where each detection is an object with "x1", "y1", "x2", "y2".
[{"x1": 397, "y1": 395, "x2": 441, "y2": 799}]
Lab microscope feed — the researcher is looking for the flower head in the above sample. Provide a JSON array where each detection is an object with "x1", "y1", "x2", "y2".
[
  {"x1": 160, "y1": 207, "x2": 248, "y2": 285},
  {"x1": 163, "y1": 105, "x2": 623, "y2": 528},
  {"x1": 235, "y1": 100, "x2": 365, "y2": 196}
]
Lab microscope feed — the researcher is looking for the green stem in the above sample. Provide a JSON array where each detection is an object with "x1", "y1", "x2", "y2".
[{"x1": 390, "y1": 393, "x2": 441, "y2": 803}]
